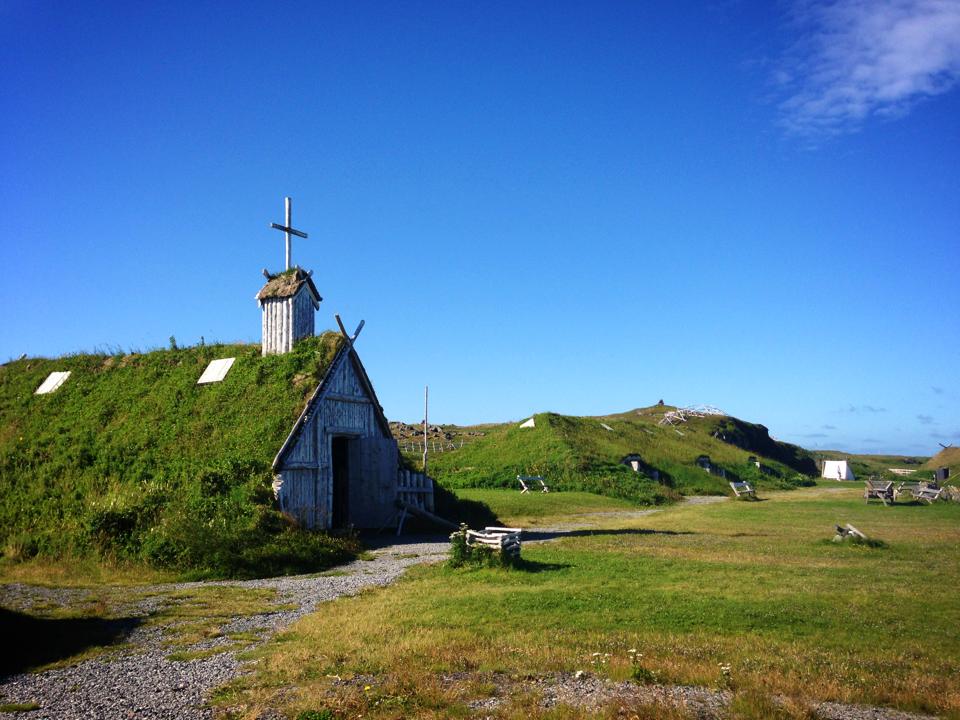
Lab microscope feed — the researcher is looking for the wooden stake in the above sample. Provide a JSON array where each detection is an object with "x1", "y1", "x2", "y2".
[{"x1": 423, "y1": 385, "x2": 429, "y2": 475}]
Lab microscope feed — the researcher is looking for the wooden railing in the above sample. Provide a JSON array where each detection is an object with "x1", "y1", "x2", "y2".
[{"x1": 398, "y1": 469, "x2": 434, "y2": 512}]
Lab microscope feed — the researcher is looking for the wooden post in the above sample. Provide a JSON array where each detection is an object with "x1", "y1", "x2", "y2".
[
  {"x1": 284, "y1": 196, "x2": 292, "y2": 270},
  {"x1": 423, "y1": 385, "x2": 429, "y2": 475},
  {"x1": 270, "y1": 196, "x2": 307, "y2": 272}
]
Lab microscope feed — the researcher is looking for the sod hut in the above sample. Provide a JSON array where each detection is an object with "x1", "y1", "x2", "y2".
[{"x1": 1, "y1": 330, "x2": 426, "y2": 555}]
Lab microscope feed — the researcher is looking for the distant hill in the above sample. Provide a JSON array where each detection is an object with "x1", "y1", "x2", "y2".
[
  {"x1": 815, "y1": 450, "x2": 930, "y2": 481},
  {"x1": 397, "y1": 406, "x2": 819, "y2": 502},
  {"x1": 0, "y1": 334, "x2": 357, "y2": 577}
]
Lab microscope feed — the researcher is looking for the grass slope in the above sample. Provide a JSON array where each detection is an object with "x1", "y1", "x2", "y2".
[
  {"x1": 452, "y1": 489, "x2": 639, "y2": 528},
  {"x1": 0, "y1": 333, "x2": 358, "y2": 578},
  {"x1": 227, "y1": 486, "x2": 960, "y2": 719},
  {"x1": 923, "y1": 446, "x2": 960, "y2": 479},
  {"x1": 423, "y1": 408, "x2": 817, "y2": 502}
]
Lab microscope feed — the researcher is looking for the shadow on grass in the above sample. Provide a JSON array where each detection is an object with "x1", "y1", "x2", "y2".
[
  {"x1": 511, "y1": 558, "x2": 572, "y2": 573},
  {"x1": 433, "y1": 487, "x2": 500, "y2": 528},
  {"x1": 523, "y1": 528, "x2": 695, "y2": 542},
  {"x1": 0, "y1": 607, "x2": 141, "y2": 677}
]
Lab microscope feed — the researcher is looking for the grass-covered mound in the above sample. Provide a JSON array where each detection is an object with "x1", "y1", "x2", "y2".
[
  {"x1": 0, "y1": 333, "x2": 359, "y2": 579},
  {"x1": 425, "y1": 408, "x2": 817, "y2": 502},
  {"x1": 922, "y1": 446, "x2": 959, "y2": 481}
]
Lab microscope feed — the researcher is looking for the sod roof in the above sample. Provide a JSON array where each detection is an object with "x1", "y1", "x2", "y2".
[
  {"x1": 256, "y1": 268, "x2": 322, "y2": 304},
  {"x1": 0, "y1": 333, "x2": 344, "y2": 495},
  {"x1": 923, "y1": 446, "x2": 960, "y2": 475}
]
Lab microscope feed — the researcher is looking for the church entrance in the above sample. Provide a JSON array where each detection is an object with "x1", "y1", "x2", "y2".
[{"x1": 331, "y1": 437, "x2": 352, "y2": 527}]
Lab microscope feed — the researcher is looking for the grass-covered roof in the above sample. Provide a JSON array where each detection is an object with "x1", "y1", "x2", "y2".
[
  {"x1": 0, "y1": 333, "x2": 349, "y2": 577},
  {"x1": 256, "y1": 267, "x2": 321, "y2": 303},
  {"x1": 924, "y1": 446, "x2": 960, "y2": 476}
]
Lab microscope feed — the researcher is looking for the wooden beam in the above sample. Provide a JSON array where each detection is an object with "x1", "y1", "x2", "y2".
[
  {"x1": 352, "y1": 319, "x2": 365, "y2": 341},
  {"x1": 396, "y1": 500, "x2": 458, "y2": 531},
  {"x1": 334, "y1": 314, "x2": 353, "y2": 349},
  {"x1": 270, "y1": 223, "x2": 308, "y2": 238},
  {"x1": 326, "y1": 392, "x2": 372, "y2": 404}
]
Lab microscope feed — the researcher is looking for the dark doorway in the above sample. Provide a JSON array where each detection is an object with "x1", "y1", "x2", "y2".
[{"x1": 332, "y1": 437, "x2": 351, "y2": 527}]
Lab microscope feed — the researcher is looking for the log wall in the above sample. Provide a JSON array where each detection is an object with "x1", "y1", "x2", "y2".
[{"x1": 261, "y1": 286, "x2": 316, "y2": 356}]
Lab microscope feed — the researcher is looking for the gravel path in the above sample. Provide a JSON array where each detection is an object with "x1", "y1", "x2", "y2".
[
  {"x1": 0, "y1": 538, "x2": 449, "y2": 719},
  {"x1": 452, "y1": 671, "x2": 937, "y2": 720}
]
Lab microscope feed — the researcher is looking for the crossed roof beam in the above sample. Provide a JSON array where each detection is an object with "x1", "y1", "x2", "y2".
[{"x1": 334, "y1": 314, "x2": 365, "y2": 352}]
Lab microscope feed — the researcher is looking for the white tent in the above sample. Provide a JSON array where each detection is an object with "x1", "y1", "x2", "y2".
[{"x1": 822, "y1": 460, "x2": 855, "y2": 481}]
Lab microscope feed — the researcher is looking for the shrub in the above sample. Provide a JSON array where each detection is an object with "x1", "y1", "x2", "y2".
[{"x1": 448, "y1": 525, "x2": 471, "y2": 567}]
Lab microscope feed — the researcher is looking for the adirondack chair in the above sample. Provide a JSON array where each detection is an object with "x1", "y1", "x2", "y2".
[
  {"x1": 729, "y1": 480, "x2": 755, "y2": 498},
  {"x1": 518, "y1": 475, "x2": 549, "y2": 493},
  {"x1": 864, "y1": 479, "x2": 894, "y2": 505}
]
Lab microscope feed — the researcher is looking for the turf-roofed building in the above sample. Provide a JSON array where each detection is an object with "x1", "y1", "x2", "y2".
[{"x1": 2, "y1": 247, "x2": 412, "y2": 543}]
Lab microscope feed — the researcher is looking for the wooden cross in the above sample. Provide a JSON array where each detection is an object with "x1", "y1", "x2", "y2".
[
  {"x1": 269, "y1": 196, "x2": 308, "y2": 271},
  {"x1": 335, "y1": 314, "x2": 365, "y2": 351}
]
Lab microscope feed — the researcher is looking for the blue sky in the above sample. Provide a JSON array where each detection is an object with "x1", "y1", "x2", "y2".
[{"x1": 2, "y1": 1, "x2": 958, "y2": 455}]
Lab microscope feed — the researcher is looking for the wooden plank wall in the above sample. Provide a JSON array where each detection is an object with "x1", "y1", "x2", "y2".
[
  {"x1": 276, "y1": 350, "x2": 399, "y2": 529},
  {"x1": 293, "y1": 288, "x2": 315, "y2": 342}
]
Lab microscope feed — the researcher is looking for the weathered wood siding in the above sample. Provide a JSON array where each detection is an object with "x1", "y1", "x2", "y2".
[
  {"x1": 293, "y1": 288, "x2": 315, "y2": 341},
  {"x1": 261, "y1": 285, "x2": 316, "y2": 356},
  {"x1": 275, "y1": 349, "x2": 398, "y2": 529},
  {"x1": 397, "y1": 470, "x2": 434, "y2": 512}
]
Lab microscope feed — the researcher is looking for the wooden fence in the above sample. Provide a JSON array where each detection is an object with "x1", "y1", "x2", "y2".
[
  {"x1": 401, "y1": 440, "x2": 465, "y2": 453},
  {"x1": 397, "y1": 469, "x2": 435, "y2": 512}
]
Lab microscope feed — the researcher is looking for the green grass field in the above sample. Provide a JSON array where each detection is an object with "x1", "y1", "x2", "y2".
[
  {"x1": 451, "y1": 488, "x2": 640, "y2": 527},
  {"x1": 225, "y1": 486, "x2": 960, "y2": 719}
]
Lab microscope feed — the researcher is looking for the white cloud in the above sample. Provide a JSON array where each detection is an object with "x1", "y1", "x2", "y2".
[{"x1": 777, "y1": 0, "x2": 960, "y2": 138}]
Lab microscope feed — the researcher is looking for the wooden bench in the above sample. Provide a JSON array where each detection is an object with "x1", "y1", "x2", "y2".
[
  {"x1": 466, "y1": 526, "x2": 522, "y2": 558},
  {"x1": 864, "y1": 479, "x2": 894, "y2": 505},
  {"x1": 915, "y1": 486, "x2": 943, "y2": 504},
  {"x1": 894, "y1": 481, "x2": 943, "y2": 504},
  {"x1": 518, "y1": 475, "x2": 549, "y2": 493},
  {"x1": 894, "y1": 481, "x2": 921, "y2": 501},
  {"x1": 729, "y1": 480, "x2": 755, "y2": 498}
]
